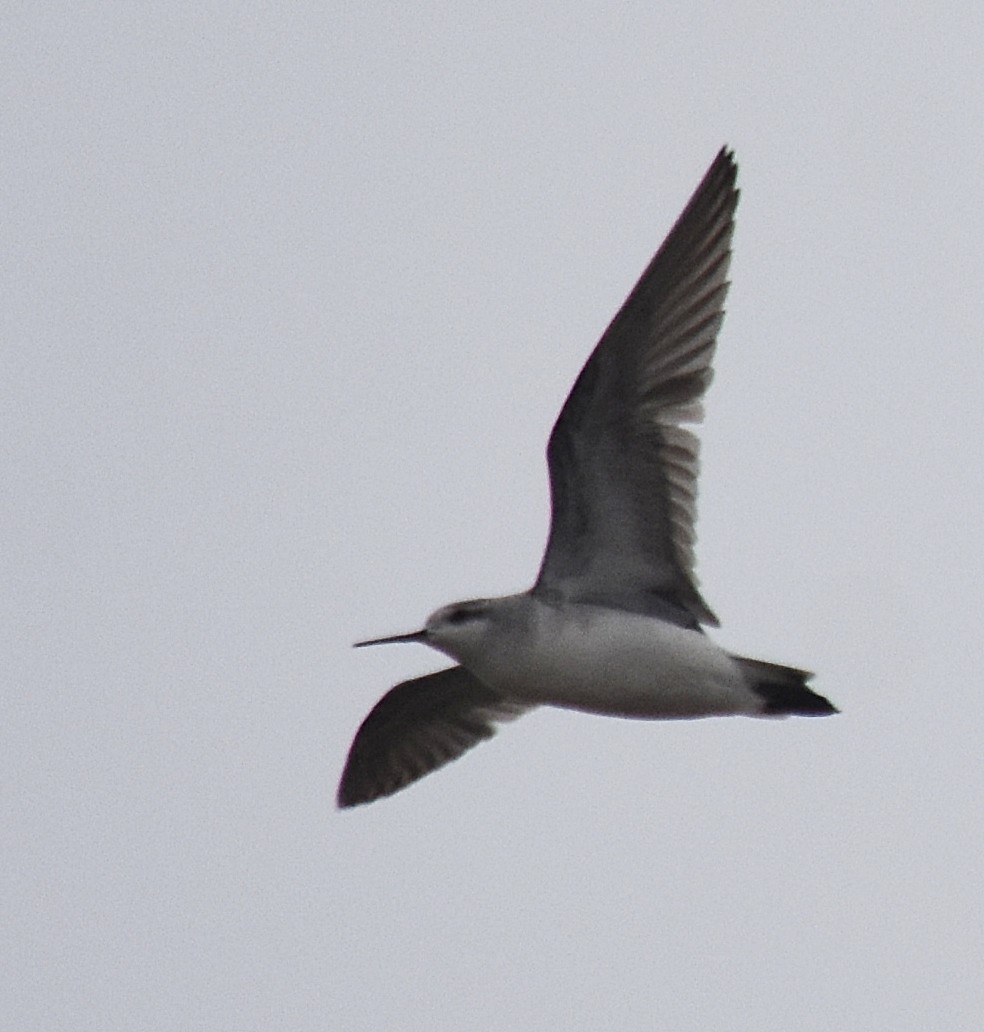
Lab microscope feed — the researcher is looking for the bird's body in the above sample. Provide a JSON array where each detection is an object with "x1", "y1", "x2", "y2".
[
  {"x1": 338, "y1": 148, "x2": 836, "y2": 809},
  {"x1": 425, "y1": 595, "x2": 759, "y2": 719}
]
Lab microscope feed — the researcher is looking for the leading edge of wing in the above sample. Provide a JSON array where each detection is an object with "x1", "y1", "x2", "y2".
[{"x1": 534, "y1": 148, "x2": 740, "y2": 627}]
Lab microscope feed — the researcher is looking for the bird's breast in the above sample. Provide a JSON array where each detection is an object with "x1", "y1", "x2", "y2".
[{"x1": 468, "y1": 604, "x2": 758, "y2": 719}]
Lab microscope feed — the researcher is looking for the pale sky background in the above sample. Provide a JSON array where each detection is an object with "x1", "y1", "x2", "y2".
[{"x1": 4, "y1": 4, "x2": 984, "y2": 1030}]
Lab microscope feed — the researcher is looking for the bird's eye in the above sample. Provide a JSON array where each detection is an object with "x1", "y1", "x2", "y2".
[{"x1": 446, "y1": 607, "x2": 481, "y2": 626}]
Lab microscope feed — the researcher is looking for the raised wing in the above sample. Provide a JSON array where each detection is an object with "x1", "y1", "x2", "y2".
[
  {"x1": 534, "y1": 148, "x2": 739, "y2": 628},
  {"x1": 337, "y1": 666, "x2": 531, "y2": 808}
]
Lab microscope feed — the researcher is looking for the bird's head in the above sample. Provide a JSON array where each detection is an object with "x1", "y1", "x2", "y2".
[{"x1": 354, "y1": 598, "x2": 497, "y2": 662}]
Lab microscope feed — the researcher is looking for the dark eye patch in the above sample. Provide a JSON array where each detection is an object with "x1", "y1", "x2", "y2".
[{"x1": 447, "y1": 606, "x2": 483, "y2": 626}]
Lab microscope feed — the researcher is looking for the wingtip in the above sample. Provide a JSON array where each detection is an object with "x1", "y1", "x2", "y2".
[
  {"x1": 335, "y1": 785, "x2": 364, "y2": 809},
  {"x1": 336, "y1": 762, "x2": 388, "y2": 809},
  {"x1": 704, "y1": 145, "x2": 739, "y2": 203}
]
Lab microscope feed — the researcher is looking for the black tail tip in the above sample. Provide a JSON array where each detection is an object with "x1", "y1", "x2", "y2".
[
  {"x1": 759, "y1": 684, "x2": 839, "y2": 717},
  {"x1": 734, "y1": 655, "x2": 838, "y2": 717}
]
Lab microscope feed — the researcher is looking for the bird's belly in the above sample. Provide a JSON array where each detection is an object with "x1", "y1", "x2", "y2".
[{"x1": 476, "y1": 610, "x2": 757, "y2": 719}]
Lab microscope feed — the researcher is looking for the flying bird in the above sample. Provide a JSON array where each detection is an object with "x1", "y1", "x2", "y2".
[{"x1": 339, "y1": 148, "x2": 836, "y2": 808}]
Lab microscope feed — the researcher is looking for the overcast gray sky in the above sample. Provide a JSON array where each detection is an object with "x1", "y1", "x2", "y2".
[{"x1": 4, "y1": 4, "x2": 984, "y2": 1030}]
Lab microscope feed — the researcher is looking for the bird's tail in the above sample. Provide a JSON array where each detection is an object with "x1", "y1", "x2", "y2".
[{"x1": 734, "y1": 656, "x2": 838, "y2": 716}]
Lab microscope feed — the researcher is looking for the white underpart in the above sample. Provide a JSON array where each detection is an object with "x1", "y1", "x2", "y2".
[{"x1": 440, "y1": 601, "x2": 762, "y2": 719}]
